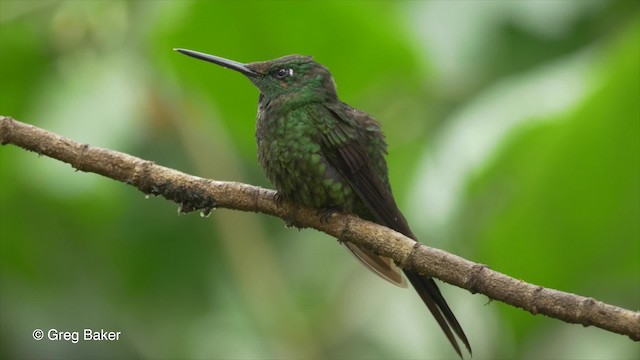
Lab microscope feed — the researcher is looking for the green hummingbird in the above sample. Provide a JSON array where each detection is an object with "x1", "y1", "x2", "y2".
[{"x1": 175, "y1": 48, "x2": 471, "y2": 358}]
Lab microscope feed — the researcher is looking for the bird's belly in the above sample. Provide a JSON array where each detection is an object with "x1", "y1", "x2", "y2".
[{"x1": 259, "y1": 137, "x2": 355, "y2": 210}]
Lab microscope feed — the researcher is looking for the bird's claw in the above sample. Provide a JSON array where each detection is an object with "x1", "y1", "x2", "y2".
[
  {"x1": 273, "y1": 192, "x2": 286, "y2": 207},
  {"x1": 318, "y1": 207, "x2": 339, "y2": 223}
]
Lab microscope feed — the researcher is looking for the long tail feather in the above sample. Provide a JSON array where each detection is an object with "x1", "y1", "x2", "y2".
[{"x1": 405, "y1": 271, "x2": 472, "y2": 358}]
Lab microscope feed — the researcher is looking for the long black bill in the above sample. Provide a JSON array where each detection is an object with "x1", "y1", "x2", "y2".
[{"x1": 174, "y1": 48, "x2": 258, "y2": 77}]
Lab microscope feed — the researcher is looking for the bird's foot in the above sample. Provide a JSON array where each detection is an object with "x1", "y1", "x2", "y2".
[
  {"x1": 318, "y1": 207, "x2": 340, "y2": 223},
  {"x1": 273, "y1": 192, "x2": 298, "y2": 228},
  {"x1": 273, "y1": 191, "x2": 286, "y2": 207}
]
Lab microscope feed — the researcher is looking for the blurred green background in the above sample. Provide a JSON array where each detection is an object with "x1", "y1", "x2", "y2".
[{"x1": 1, "y1": 1, "x2": 638, "y2": 359}]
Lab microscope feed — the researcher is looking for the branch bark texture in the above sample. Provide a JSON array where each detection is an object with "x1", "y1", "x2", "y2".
[{"x1": 1, "y1": 116, "x2": 638, "y2": 341}]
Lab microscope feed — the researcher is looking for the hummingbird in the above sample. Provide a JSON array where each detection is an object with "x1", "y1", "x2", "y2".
[{"x1": 175, "y1": 48, "x2": 471, "y2": 358}]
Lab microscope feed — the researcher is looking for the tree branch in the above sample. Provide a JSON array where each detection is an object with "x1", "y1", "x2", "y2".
[{"x1": 1, "y1": 116, "x2": 638, "y2": 341}]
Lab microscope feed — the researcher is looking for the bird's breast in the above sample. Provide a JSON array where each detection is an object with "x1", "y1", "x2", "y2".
[{"x1": 256, "y1": 109, "x2": 354, "y2": 209}]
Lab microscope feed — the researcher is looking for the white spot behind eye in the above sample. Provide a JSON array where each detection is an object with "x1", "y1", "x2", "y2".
[{"x1": 276, "y1": 68, "x2": 293, "y2": 79}]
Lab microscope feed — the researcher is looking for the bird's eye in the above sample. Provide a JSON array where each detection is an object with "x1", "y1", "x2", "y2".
[{"x1": 275, "y1": 68, "x2": 293, "y2": 79}]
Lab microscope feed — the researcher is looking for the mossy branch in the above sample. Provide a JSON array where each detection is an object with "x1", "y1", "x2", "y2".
[{"x1": 1, "y1": 116, "x2": 638, "y2": 341}]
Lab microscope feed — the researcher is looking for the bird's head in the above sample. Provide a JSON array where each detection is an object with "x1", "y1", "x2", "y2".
[{"x1": 175, "y1": 48, "x2": 338, "y2": 106}]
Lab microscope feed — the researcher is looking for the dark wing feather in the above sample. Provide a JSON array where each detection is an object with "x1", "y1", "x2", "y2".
[{"x1": 320, "y1": 101, "x2": 471, "y2": 358}]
